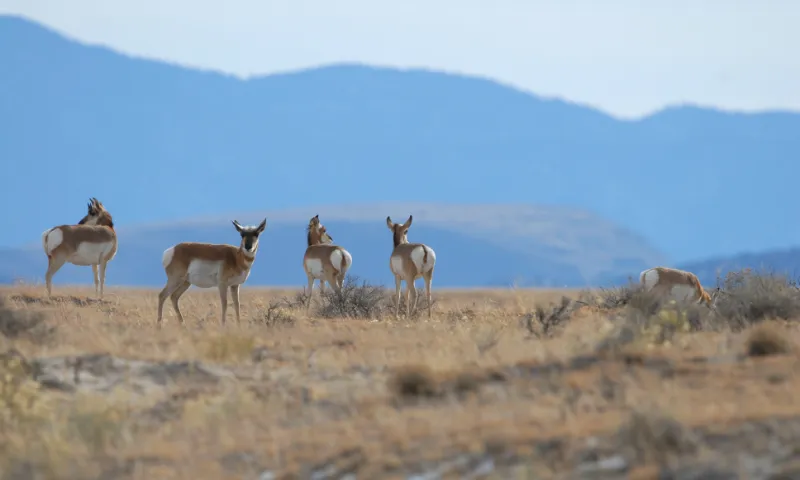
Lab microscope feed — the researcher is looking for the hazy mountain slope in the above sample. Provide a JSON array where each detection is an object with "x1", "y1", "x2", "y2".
[
  {"x1": 596, "y1": 247, "x2": 800, "y2": 288},
  {"x1": 677, "y1": 248, "x2": 800, "y2": 286},
  {"x1": 2, "y1": 15, "x2": 799, "y2": 263},
  {"x1": 1, "y1": 204, "x2": 665, "y2": 288}
]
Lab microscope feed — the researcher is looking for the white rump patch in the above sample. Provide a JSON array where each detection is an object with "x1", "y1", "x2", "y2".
[
  {"x1": 410, "y1": 246, "x2": 436, "y2": 274},
  {"x1": 305, "y1": 258, "x2": 324, "y2": 279},
  {"x1": 640, "y1": 269, "x2": 659, "y2": 290},
  {"x1": 162, "y1": 246, "x2": 176, "y2": 269},
  {"x1": 42, "y1": 228, "x2": 63, "y2": 255},
  {"x1": 341, "y1": 249, "x2": 353, "y2": 272},
  {"x1": 329, "y1": 249, "x2": 352, "y2": 274},
  {"x1": 68, "y1": 241, "x2": 114, "y2": 267},
  {"x1": 187, "y1": 259, "x2": 223, "y2": 288}
]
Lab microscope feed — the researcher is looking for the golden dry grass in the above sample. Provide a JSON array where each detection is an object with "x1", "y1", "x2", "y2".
[{"x1": 1, "y1": 284, "x2": 800, "y2": 479}]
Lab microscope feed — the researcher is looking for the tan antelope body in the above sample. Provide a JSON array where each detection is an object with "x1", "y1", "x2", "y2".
[
  {"x1": 386, "y1": 215, "x2": 436, "y2": 318},
  {"x1": 640, "y1": 266, "x2": 718, "y2": 308},
  {"x1": 303, "y1": 215, "x2": 353, "y2": 309},
  {"x1": 41, "y1": 198, "x2": 118, "y2": 298},
  {"x1": 156, "y1": 219, "x2": 266, "y2": 325}
]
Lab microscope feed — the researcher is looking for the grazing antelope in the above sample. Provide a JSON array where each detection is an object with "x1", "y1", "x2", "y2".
[
  {"x1": 302, "y1": 214, "x2": 353, "y2": 310},
  {"x1": 640, "y1": 266, "x2": 721, "y2": 309},
  {"x1": 156, "y1": 219, "x2": 267, "y2": 326},
  {"x1": 386, "y1": 215, "x2": 436, "y2": 319},
  {"x1": 41, "y1": 197, "x2": 117, "y2": 298}
]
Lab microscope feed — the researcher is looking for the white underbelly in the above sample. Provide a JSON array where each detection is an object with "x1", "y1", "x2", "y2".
[
  {"x1": 669, "y1": 284, "x2": 698, "y2": 302},
  {"x1": 305, "y1": 258, "x2": 325, "y2": 279},
  {"x1": 187, "y1": 259, "x2": 223, "y2": 288},
  {"x1": 68, "y1": 241, "x2": 114, "y2": 266},
  {"x1": 390, "y1": 255, "x2": 404, "y2": 276}
]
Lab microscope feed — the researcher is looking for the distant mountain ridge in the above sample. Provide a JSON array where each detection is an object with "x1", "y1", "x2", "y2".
[
  {"x1": 1, "y1": 15, "x2": 800, "y2": 285},
  {"x1": 677, "y1": 247, "x2": 800, "y2": 286},
  {"x1": 591, "y1": 247, "x2": 800, "y2": 288}
]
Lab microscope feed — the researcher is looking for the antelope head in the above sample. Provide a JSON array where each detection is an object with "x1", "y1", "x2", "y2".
[
  {"x1": 318, "y1": 225, "x2": 333, "y2": 244},
  {"x1": 708, "y1": 286, "x2": 731, "y2": 311},
  {"x1": 78, "y1": 197, "x2": 108, "y2": 226},
  {"x1": 386, "y1": 215, "x2": 412, "y2": 248},
  {"x1": 307, "y1": 215, "x2": 333, "y2": 246},
  {"x1": 232, "y1": 218, "x2": 267, "y2": 256}
]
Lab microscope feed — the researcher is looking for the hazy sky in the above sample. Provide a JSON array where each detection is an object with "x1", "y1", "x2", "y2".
[{"x1": 1, "y1": 0, "x2": 797, "y2": 118}]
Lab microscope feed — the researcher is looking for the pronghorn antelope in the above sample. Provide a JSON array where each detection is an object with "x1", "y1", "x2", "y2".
[
  {"x1": 302, "y1": 214, "x2": 353, "y2": 309},
  {"x1": 156, "y1": 219, "x2": 267, "y2": 326},
  {"x1": 386, "y1": 215, "x2": 436, "y2": 318},
  {"x1": 640, "y1": 266, "x2": 721, "y2": 309},
  {"x1": 41, "y1": 197, "x2": 117, "y2": 298}
]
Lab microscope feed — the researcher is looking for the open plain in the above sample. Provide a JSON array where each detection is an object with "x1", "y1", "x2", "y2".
[{"x1": 2, "y1": 273, "x2": 800, "y2": 479}]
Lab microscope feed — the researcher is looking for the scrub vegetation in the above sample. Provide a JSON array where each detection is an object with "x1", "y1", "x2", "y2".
[{"x1": 1, "y1": 269, "x2": 800, "y2": 479}]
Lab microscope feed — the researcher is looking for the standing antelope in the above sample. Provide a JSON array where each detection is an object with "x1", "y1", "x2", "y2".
[
  {"x1": 303, "y1": 215, "x2": 353, "y2": 310},
  {"x1": 41, "y1": 197, "x2": 117, "y2": 298},
  {"x1": 156, "y1": 219, "x2": 267, "y2": 326},
  {"x1": 386, "y1": 215, "x2": 436, "y2": 319},
  {"x1": 640, "y1": 266, "x2": 720, "y2": 309}
]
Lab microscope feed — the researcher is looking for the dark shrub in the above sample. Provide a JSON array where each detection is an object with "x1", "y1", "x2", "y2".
[
  {"x1": 711, "y1": 269, "x2": 800, "y2": 329},
  {"x1": 387, "y1": 365, "x2": 440, "y2": 399},
  {"x1": 256, "y1": 301, "x2": 297, "y2": 327},
  {"x1": 592, "y1": 280, "x2": 646, "y2": 310},
  {"x1": 316, "y1": 275, "x2": 388, "y2": 319},
  {"x1": 251, "y1": 293, "x2": 305, "y2": 327},
  {"x1": 522, "y1": 296, "x2": 576, "y2": 338},
  {"x1": 745, "y1": 322, "x2": 794, "y2": 357}
]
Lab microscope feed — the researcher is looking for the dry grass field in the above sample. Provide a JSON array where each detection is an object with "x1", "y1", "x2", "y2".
[{"x1": 2, "y1": 271, "x2": 800, "y2": 479}]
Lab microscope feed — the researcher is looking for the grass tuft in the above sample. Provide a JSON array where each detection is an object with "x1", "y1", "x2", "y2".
[
  {"x1": 316, "y1": 275, "x2": 388, "y2": 319},
  {"x1": 202, "y1": 334, "x2": 257, "y2": 363},
  {"x1": 744, "y1": 321, "x2": 794, "y2": 357},
  {"x1": 387, "y1": 365, "x2": 440, "y2": 399},
  {"x1": 0, "y1": 297, "x2": 54, "y2": 344}
]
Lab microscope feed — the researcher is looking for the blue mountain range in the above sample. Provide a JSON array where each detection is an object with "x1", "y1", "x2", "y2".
[{"x1": 1, "y1": 15, "x2": 798, "y2": 288}]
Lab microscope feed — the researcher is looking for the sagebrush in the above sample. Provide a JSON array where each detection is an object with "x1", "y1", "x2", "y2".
[{"x1": 313, "y1": 275, "x2": 436, "y2": 320}]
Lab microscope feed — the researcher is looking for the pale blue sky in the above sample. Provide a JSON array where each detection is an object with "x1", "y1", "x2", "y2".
[{"x1": 1, "y1": 0, "x2": 797, "y2": 118}]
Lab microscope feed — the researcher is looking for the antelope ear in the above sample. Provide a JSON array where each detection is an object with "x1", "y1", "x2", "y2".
[
  {"x1": 402, "y1": 215, "x2": 413, "y2": 229},
  {"x1": 256, "y1": 218, "x2": 267, "y2": 233},
  {"x1": 386, "y1": 216, "x2": 394, "y2": 230},
  {"x1": 232, "y1": 220, "x2": 243, "y2": 232}
]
